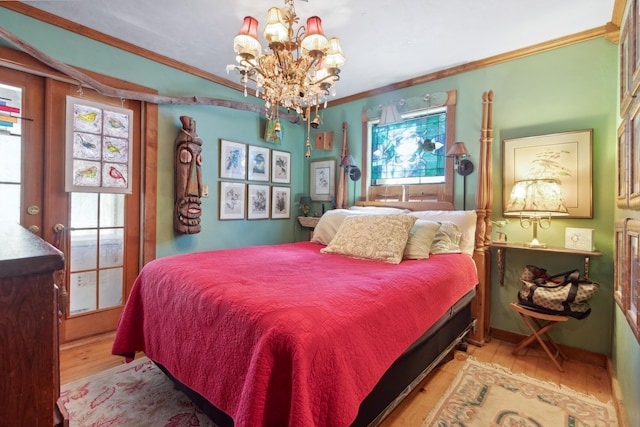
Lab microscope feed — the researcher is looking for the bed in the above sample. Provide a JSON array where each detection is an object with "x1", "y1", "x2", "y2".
[{"x1": 112, "y1": 91, "x2": 494, "y2": 426}]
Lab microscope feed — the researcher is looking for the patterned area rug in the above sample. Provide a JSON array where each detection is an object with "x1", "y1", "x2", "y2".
[
  {"x1": 423, "y1": 357, "x2": 618, "y2": 427},
  {"x1": 59, "y1": 357, "x2": 217, "y2": 426}
]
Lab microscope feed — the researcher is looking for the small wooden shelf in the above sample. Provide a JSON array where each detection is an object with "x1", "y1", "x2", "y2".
[
  {"x1": 490, "y1": 242, "x2": 602, "y2": 286},
  {"x1": 297, "y1": 216, "x2": 320, "y2": 228}
]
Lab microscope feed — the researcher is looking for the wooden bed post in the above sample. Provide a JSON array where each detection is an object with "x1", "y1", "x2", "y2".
[{"x1": 469, "y1": 90, "x2": 494, "y2": 346}]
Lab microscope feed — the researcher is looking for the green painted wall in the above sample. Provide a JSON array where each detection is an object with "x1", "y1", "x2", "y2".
[
  {"x1": 323, "y1": 38, "x2": 618, "y2": 356},
  {"x1": 2, "y1": 8, "x2": 637, "y2": 425},
  {"x1": 0, "y1": 8, "x2": 309, "y2": 256}
]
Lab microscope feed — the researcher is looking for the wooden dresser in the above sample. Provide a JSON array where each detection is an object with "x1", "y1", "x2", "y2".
[{"x1": 0, "y1": 222, "x2": 66, "y2": 426}]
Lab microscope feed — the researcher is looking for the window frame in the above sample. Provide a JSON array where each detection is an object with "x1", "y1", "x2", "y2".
[{"x1": 360, "y1": 90, "x2": 456, "y2": 204}]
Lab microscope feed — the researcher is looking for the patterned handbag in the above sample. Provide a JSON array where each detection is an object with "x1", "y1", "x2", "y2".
[{"x1": 518, "y1": 265, "x2": 599, "y2": 319}]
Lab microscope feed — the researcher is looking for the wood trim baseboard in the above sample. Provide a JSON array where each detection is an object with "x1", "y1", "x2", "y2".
[
  {"x1": 490, "y1": 327, "x2": 607, "y2": 368},
  {"x1": 607, "y1": 358, "x2": 630, "y2": 426}
]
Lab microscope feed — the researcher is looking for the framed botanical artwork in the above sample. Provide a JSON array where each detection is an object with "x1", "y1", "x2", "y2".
[
  {"x1": 630, "y1": 101, "x2": 640, "y2": 209},
  {"x1": 502, "y1": 129, "x2": 593, "y2": 218},
  {"x1": 65, "y1": 96, "x2": 133, "y2": 193},
  {"x1": 624, "y1": 219, "x2": 640, "y2": 342},
  {"x1": 271, "y1": 150, "x2": 291, "y2": 184},
  {"x1": 247, "y1": 184, "x2": 270, "y2": 220},
  {"x1": 632, "y1": 0, "x2": 640, "y2": 95},
  {"x1": 614, "y1": 218, "x2": 628, "y2": 310},
  {"x1": 271, "y1": 186, "x2": 291, "y2": 219},
  {"x1": 309, "y1": 158, "x2": 336, "y2": 202},
  {"x1": 219, "y1": 181, "x2": 245, "y2": 220},
  {"x1": 264, "y1": 119, "x2": 282, "y2": 144},
  {"x1": 247, "y1": 145, "x2": 270, "y2": 181},
  {"x1": 618, "y1": 120, "x2": 630, "y2": 208},
  {"x1": 219, "y1": 139, "x2": 246, "y2": 180}
]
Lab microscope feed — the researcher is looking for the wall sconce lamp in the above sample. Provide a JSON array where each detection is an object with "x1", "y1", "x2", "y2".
[
  {"x1": 341, "y1": 154, "x2": 361, "y2": 206},
  {"x1": 504, "y1": 178, "x2": 569, "y2": 248},
  {"x1": 446, "y1": 141, "x2": 474, "y2": 209}
]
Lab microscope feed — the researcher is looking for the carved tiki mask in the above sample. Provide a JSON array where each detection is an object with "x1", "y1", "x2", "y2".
[{"x1": 174, "y1": 116, "x2": 203, "y2": 234}]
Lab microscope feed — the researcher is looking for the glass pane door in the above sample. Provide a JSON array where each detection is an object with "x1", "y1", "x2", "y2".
[
  {"x1": 0, "y1": 83, "x2": 22, "y2": 223},
  {"x1": 68, "y1": 192, "x2": 125, "y2": 315}
]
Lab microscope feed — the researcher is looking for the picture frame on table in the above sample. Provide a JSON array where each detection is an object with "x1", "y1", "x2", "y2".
[
  {"x1": 219, "y1": 139, "x2": 246, "y2": 180},
  {"x1": 309, "y1": 158, "x2": 336, "y2": 202},
  {"x1": 271, "y1": 150, "x2": 291, "y2": 184},
  {"x1": 219, "y1": 181, "x2": 245, "y2": 220},
  {"x1": 502, "y1": 129, "x2": 593, "y2": 218},
  {"x1": 271, "y1": 186, "x2": 291, "y2": 219},
  {"x1": 247, "y1": 184, "x2": 270, "y2": 220},
  {"x1": 247, "y1": 145, "x2": 270, "y2": 182}
]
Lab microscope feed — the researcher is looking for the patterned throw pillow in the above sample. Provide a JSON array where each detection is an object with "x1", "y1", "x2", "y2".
[
  {"x1": 403, "y1": 220, "x2": 441, "y2": 260},
  {"x1": 429, "y1": 221, "x2": 463, "y2": 254},
  {"x1": 320, "y1": 214, "x2": 417, "y2": 264}
]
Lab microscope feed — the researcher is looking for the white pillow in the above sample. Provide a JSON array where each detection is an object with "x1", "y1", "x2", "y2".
[
  {"x1": 310, "y1": 209, "x2": 353, "y2": 245},
  {"x1": 408, "y1": 210, "x2": 476, "y2": 256},
  {"x1": 321, "y1": 214, "x2": 417, "y2": 264},
  {"x1": 349, "y1": 206, "x2": 411, "y2": 214},
  {"x1": 403, "y1": 220, "x2": 441, "y2": 260}
]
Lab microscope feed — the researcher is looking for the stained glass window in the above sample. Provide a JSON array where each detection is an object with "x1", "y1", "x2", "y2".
[{"x1": 371, "y1": 109, "x2": 447, "y2": 186}]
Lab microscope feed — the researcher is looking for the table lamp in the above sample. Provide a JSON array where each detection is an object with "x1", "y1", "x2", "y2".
[
  {"x1": 298, "y1": 195, "x2": 313, "y2": 217},
  {"x1": 504, "y1": 178, "x2": 568, "y2": 248}
]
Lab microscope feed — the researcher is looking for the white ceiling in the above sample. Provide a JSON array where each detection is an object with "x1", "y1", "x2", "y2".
[{"x1": 21, "y1": 0, "x2": 616, "y2": 101}]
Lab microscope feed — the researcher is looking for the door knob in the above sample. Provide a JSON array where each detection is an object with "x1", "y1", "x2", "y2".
[{"x1": 27, "y1": 225, "x2": 40, "y2": 233}]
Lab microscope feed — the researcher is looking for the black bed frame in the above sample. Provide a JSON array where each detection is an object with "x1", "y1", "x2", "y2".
[{"x1": 157, "y1": 287, "x2": 477, "y2": 427}]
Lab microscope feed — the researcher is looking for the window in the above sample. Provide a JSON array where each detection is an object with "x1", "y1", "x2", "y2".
[
  {"x1": 68, "y1": 192, "x2": 125, "y2": 315},
  {"x1": 361, "y1": 90, "x2": 456, "y2": 203},
  {"x1": 370, "y1": 109, "x2": 447, "y2": 186},
  {"x1": 0, "y1": 83, "x2": 22, "y2": 223}
]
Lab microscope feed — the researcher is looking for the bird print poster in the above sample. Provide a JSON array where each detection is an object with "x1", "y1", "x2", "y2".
[{"x1": 66, "y1": 96, "x2": 132, "y2": 193}]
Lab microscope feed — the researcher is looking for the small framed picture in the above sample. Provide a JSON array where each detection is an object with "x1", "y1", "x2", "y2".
[
  {"x1": 247, "y1": 145, "x2": 270, "y2": 181},
  {"x1": 309, "y1": 158, "x2": 336, "y2": 202},
  {"x1": 219, "y1": 181, "x2": 245, "y2": 220},
  {"x1": 247, "y1": 184, "x2": 270, "y2": 220},
  {"x1": 219, "y1": 139, "x2": 246, "y2": 180},
  {"x1": 271, "y1": 150, "x2": 291, "y2": 184},
  {"x1": 271, "y1": 186, "x2": 291, "y2": 219}
]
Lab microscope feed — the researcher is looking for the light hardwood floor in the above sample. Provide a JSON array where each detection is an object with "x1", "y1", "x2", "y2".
[{"x1": 60, "y1": 333, "x2": 614, "y2": 426}]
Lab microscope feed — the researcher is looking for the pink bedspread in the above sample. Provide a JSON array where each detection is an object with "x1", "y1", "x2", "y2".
[{"x1": 112, "y1": 242, "x2": 478, "y2": 426}]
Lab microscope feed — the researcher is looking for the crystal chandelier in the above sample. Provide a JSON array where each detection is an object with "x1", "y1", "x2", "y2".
[{"x1": 228, "y1": 0, "x2": 345, "y2": 156}]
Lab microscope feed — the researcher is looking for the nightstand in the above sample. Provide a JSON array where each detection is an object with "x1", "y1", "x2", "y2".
[
  {"x1": 490, "y1": 242, "x2": 602, "y2": 286},
  {"x1": 297, "y1": 216, "x2": 320, "y2": 240}
]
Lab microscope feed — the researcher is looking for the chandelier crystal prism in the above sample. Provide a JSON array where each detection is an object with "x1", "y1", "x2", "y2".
[{"x1": 228, "y1": 0, "x2": 345, "y2": 125}]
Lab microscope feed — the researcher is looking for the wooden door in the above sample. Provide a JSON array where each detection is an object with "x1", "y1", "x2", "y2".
[{"x1": 1, "y1": 65, "x2": 146, "y2": 343}]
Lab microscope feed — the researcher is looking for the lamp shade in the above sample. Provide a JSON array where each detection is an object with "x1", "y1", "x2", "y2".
[
  {"x1": 234, "y1": 16, "x2": 262, "y2": 59},
  {"x1": 446, "y1": 141, "x2": 470, "y2": 158},
  {"x1": 301, "y1": 17, "x2": 329, "y2": 57},
  {"x1": 324, "y1": 37, "x2": 345, "y2": 68},
  {"x1": 298, "y1": 196, "x2": 313, "y2": 207},
  {"x1": 263, "y1": 8, "x2": 287, "y2": 43},
  {"x1": 505, "y1": 179, "x2": 569, "y2": 216},
  {"x1": 378, "y1": 104, "x2": 403, "y2": 126}
]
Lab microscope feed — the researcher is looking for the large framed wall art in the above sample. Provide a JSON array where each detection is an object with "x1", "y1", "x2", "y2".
[
  {"x1": 65, "y1": 96, "x2": 133, "y2": 193},
  {"x1": 502, "y1": 129, "x2": 593, "y2": 218}
]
